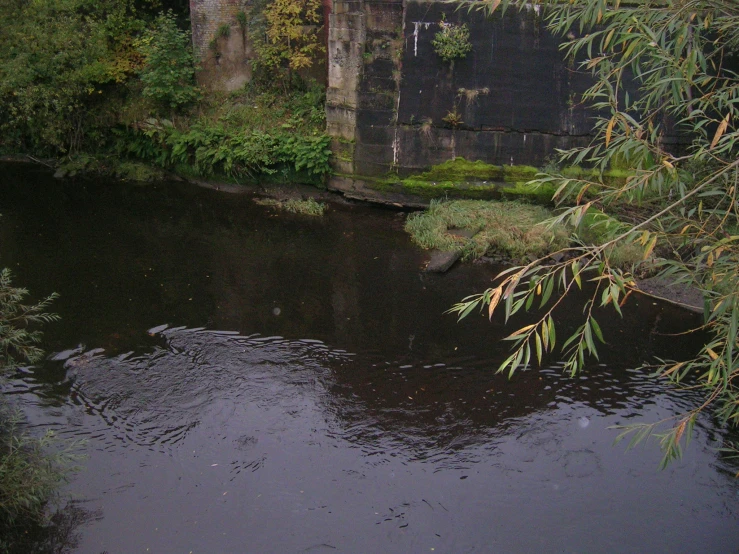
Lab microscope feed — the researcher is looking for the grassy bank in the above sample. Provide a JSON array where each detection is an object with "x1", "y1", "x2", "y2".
[
  {"x1": 406, "y1": 199, "x2": 569, "y2": 260},
  {"x1": 405, "y1": 199, "x2": 644, "y2": 268}
]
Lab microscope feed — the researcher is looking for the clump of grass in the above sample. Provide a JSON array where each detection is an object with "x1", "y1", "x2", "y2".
[
  {"x1": 457, "y1": 87, "x2": 490, "y2": 104},
  {"x1": 254, "y1": 197, "x2": 327, "y2": 216},
  {"x1": 419, "y1": 117, "x2": 433, "y2": 139},
  {"x1": 217, "y1": 24, "x2": 231, "y2": 38},
  {"x1": 405, "y1": 199, "x2": 569, "y2": 260}
]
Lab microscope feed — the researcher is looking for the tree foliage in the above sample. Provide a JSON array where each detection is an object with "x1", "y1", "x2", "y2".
[
  {"x1": 0, "y1": 0, "x2": 115, "y2": 153},
  {"x1": 256, "y1": 0, "x2": 324, "y2": 87},
  {"x1": 451, "y1": 0, "x2": 739, "y2": 467},
  {"x1": 0, "y1": 0, "x2": 196, "y2": 155}
]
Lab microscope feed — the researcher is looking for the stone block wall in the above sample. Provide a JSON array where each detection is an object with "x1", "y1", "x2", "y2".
[
  {"x1": 326, "y1": 0, "x2": 404, "y2": 178},
  {"x1": 327, "y1": 1, "x2": 603, "y2": 186},
  {"x1": 190, "y1": 0, "x2": 245, "y2": 59},
  {"x1": 325, "y1": 0, "x2": 690, "y2": 199}
]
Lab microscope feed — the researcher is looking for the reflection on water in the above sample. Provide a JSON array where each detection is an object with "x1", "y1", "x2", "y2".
[
  {"x1": 3, "y1": 502, "x2": 102, "y2": 554},
  {"x1": 1, "y1": 164, "x2": 738, "y2": 553}
]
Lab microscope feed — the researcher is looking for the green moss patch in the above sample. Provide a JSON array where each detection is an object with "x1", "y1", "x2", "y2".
[
  {"x1": 360, "y1": 158, "x2": 634, "y2": 206},
  {"x1": 413, "y1": 158, "x2": 503, "y2": 182},
  {"x1": 502, "y1": 165, "x2": 539, "y2": 182},
  {"x1": 368, "y1": 158, "x2": 567, "y2": 204},
  {"x1": 499, "y1": 181, "x2": 558, "y2": 203}
]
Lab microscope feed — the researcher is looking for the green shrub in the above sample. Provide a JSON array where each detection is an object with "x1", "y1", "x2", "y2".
[
  {"x1": 0, "y1": 269, "x2": 59, "y2": 371},
  {"x1": 0, "y1": 409, "x2": 73, "y2": 528},
  {"x1": 0, "y1": 0, "x2": 115, "y2": 154},
  {"x1": 117, "y1": 120, "x2": 332, "y2": 183},
  {"x1": 138, "y1": 11, "x2": 200, "y2": 112}
]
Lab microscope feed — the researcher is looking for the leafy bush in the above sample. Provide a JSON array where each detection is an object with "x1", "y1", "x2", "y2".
[
  {"x1": 0, "y1": 410, "x2": 72, "y2": 528},
  {"x1": 0, "y1": 0, "x2": 113, "y2": 154},
  {"x1": 0, "y1": 269, "x2": 75, "y2": 544},
  {"x1": 0, "y1": 269, "x2": 59, "y2": 370},
  {"x1": 137, "y1": 11, "x2": 200, "y2": 112}
]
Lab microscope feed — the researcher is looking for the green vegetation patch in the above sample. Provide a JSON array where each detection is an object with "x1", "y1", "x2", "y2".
[
  {"x1": 116, "y1": 83, "x2": 333, "y2": 187},
  {"x1": 254, "y1": 197, "x2": 327, "y2": 216},
  {"x1": 0, "y1": 268, "x2": 77, "y2": 547},
  {"x1": 405, "y1": 199, "x2": 569, "y2": 260},
  {"x1": 405, "y1": 200, "x2": 642, "y2": 268}
]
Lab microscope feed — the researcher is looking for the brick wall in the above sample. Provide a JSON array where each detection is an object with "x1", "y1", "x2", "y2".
[
  {"x1": 190, "y1": 0, "x2": 246, "y2": 60},
  {"x1": 189, "y1": 0, "x2": 252, "y2": 90}
]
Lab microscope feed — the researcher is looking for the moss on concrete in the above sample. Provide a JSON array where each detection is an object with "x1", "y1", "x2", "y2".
[
  {"x1": 502, "y1": 164, "x2": 539, "y2": 182},
  {"x1": 364, "y1": 158, "x2": 546, "y2": 202},
  {"x1": 413, "y1": 158, "x2": 503, "y2": 182},
  {"x1": 349, "y1": 158, "x2": 632, "y2": 205},
  {"x1": 499, "y1": 181, "x2": 558, "y2": 203}
]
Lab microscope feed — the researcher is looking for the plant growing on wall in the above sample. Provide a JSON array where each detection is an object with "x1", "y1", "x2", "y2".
[
  {"x1": 442, "y1": 108, "x2": 463, "y2": 128},
  {"x1": 432, "y1": 16, "x2": 472, "y2": 63}
]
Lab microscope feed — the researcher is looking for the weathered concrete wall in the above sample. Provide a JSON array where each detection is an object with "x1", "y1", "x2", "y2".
[{"x1": 326, "y1": 1, "x2": 615, "y2": 196}]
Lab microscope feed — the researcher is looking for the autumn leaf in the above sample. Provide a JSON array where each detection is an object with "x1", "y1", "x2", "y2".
[{"x1": 710, "y1": 113, "x2": 730, "y2": 149}]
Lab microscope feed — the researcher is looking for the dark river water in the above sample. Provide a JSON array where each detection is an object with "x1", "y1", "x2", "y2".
[{"x1": 1, "y1": 163, "x2": 738, "y2": 553}]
